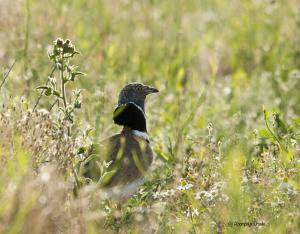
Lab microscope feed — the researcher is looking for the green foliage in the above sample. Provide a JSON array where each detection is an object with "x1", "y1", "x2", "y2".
[{"x1": 35, "y1": 38, "x2": 84, "y2": 136}]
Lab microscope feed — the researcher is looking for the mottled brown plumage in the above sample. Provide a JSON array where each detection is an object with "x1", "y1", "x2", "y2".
[
  {"x1": 85, "y1": 126, "x2": 153, "y2": 187},
  {"x1": 83, "y1": 83, "x2": 158, "y2": 199}
]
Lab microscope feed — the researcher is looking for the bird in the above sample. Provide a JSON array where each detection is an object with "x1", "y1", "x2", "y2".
[{"x1": 83, "y1": 83, "x2": 159, "y2": 199}]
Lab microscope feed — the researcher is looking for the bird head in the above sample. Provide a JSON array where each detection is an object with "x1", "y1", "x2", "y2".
[
  {"x1": 118, "y1": 83, "x2": 159, "y2": 111},
  {"x1": 114, "y1": 83, "x2": 158, "y2": 132}
]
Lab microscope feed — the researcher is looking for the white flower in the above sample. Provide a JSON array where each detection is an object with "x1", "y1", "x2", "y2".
[
  {"x1": 185, "y1": 208, "x2": 200, "y2": 217},
  {"x1": 221, "y1": 194, "x2": 229, "y2": 202},
  {"x1": 223, "y1": 87, "x2": 231, "y2": 95},
  {"x1": 195, "y1": 191, "x2": 214, "y2": 202},
  {"x1": 280, "y1": 182, "x2": 295, "y2": 195},
  {"x1": 280, "y1": 182, "x2": 292, "y2": 190},
  {"x1": 153, "y1": 189, "x2": 176, "y2": 200},
  {"x1": 166, "y1": 189, "x2": 176, "y2": 196},
  {"x1": 291, "y1": 138, "x2": 297, "y2": 146},
  {"x1": 104, "y1": 205, "x2": 111, "y2": 213},
  {"x1": 160, "y1": 191, "x2": 168, "y2": 198},
  {"x1": 40, "y1": 172, "x2": 50, "y2": 182},
  {"x1": 192, "y1": 208, "x2": 199, "y2": 217},
  {"x1": 279, "y1": 177, "x2": 296, "y2": 195},
  {"x1": 252, "y1": 175, "x2": 259, "y2": 183},
  {"x1": 153, "y1": 191, "x2": 160, "y2": 199},
  {"x1": 195, "y1": 191, "x2": 205, "y2": 199},
  {"x1": 177, "y1": 183, "x2": 194, "y2": 191},
  {"x1": 242, "y1": 177, "x2": 249, "y2": 183},
  {"x1": 288, "y1": 69, "x2": 300, "y2": 79}
]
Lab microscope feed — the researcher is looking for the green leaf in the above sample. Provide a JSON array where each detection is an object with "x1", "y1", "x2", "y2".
[
  {"x1": 284, "y1": 148, "x2": 293, "y2": 163},
  {"x1": 71, "y1": 72, "x2": 85, "y2": 81},
  {"x1": 36, "y1": 86, "x2": 49, "y2": 90},
  {"x1": 74, "y1": 100, "x2": 81, "y2": 109},
  {"x1": 78, "y1": 146, "x2": 87, "y2": 154},
  {"x1": 101, "y1": 170, "x2": 117, "y2": 185},
  {"x1": 89, "y1": 143, "x2": 101, "y2": 155},
  {"x1": 53, "y1": 90, "x2": 61, "y2": 98},
  {"x1": 258, "y1": 128, "x2": 271, "y2": 138},
  {"x1": 45, "y1": 87, "x2": 52, "y2": 96},
  {"x1": 72, "y1": 51, "x2": 80, "y2": 56}
]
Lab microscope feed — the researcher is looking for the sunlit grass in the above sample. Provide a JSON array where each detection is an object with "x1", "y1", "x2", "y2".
[{"x1": 0, "y1": 0, "x2": 299, "y2": 233}]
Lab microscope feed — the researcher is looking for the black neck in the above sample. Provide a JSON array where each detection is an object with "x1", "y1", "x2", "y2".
[{"x1": 113, "y1": 102, "x2": 147, "y2": 132}]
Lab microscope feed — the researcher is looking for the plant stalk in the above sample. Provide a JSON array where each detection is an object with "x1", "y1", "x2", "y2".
[{"x1": 60, "y1": 55, "x2": 71, "y2": 136}]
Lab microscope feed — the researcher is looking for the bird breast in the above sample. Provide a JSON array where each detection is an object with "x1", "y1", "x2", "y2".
[{"x1": 84, "y1": 130, "x2": 153, "y2": 189}]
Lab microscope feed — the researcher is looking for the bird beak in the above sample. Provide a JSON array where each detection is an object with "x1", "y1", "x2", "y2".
[{"x1": 146, "y1": 86, "x2": 159, "y2": 94}]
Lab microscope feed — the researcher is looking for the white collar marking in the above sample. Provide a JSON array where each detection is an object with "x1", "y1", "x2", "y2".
[
  {"x1": 132, "y1": 130, "x2": 149, "y2": 142},
  {"x1": 128, "y1": 101, "x2": 145, "y2": 115}
]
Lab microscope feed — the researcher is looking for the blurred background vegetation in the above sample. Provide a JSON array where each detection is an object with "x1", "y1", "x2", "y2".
[{"x1": 0, "y1": 0, "x2": 299, "y2": 233}]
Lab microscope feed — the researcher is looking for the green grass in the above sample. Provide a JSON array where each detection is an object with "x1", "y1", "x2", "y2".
[{"x1": 0, "y1": 0, "x2": 299, "y2": 233}]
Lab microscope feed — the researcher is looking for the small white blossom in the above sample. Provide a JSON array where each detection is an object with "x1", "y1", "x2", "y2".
[
  {"x1": 185, "y1": 208, "x2": 200, "y2": 217},
  {"x1": 288, "y1": 69, "x2": 300, "y2": 79},
  {"x1": 195, "y1": 191, "x2": 214, "y2": 202},
  {"x1": 166, "y1": 189, "x2": 176, "y2": 196},
  {"x1": 220, "y1": 194, "x2": 229, "y2": 202},
  {"x1": 160, "y1": 191, "x2": 168, "y2": 198},
  {"x1": 153, "y1": 189, "x2": 176, "y2": 200},
  {"x1": 104, "y1": 205, "x2": 111, "y2": 213},
  {"x1": 223, "y1": 87, "x2": 231, "y2": 95},
  {"x1": 252, "y1": 175, "x2": 259, "y2": 183},
  {"x1": 242, "y1": 176, "x2": 249, "y2": 183},
  {"x1": 279, "y1": 177, "x2": 296, "y2": 195},
  {"x1": 291, "y1": 138, "x2": 297, "y2": 146},
  {"x1": 153, "y1": 191, "x2": 160, "y2": 199},
  {"x1": 177, "y1": 183, "x2": 194, "y2": 191},
  {"x1": 40, "y1": 172, "x2": 50, "y2": 182},
  {"x1": 192, "y1": 208, "x2": 199, "y2": 217},
  {"x1": 280, "y1": 182, "x2": 295, "y2": 195}
]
